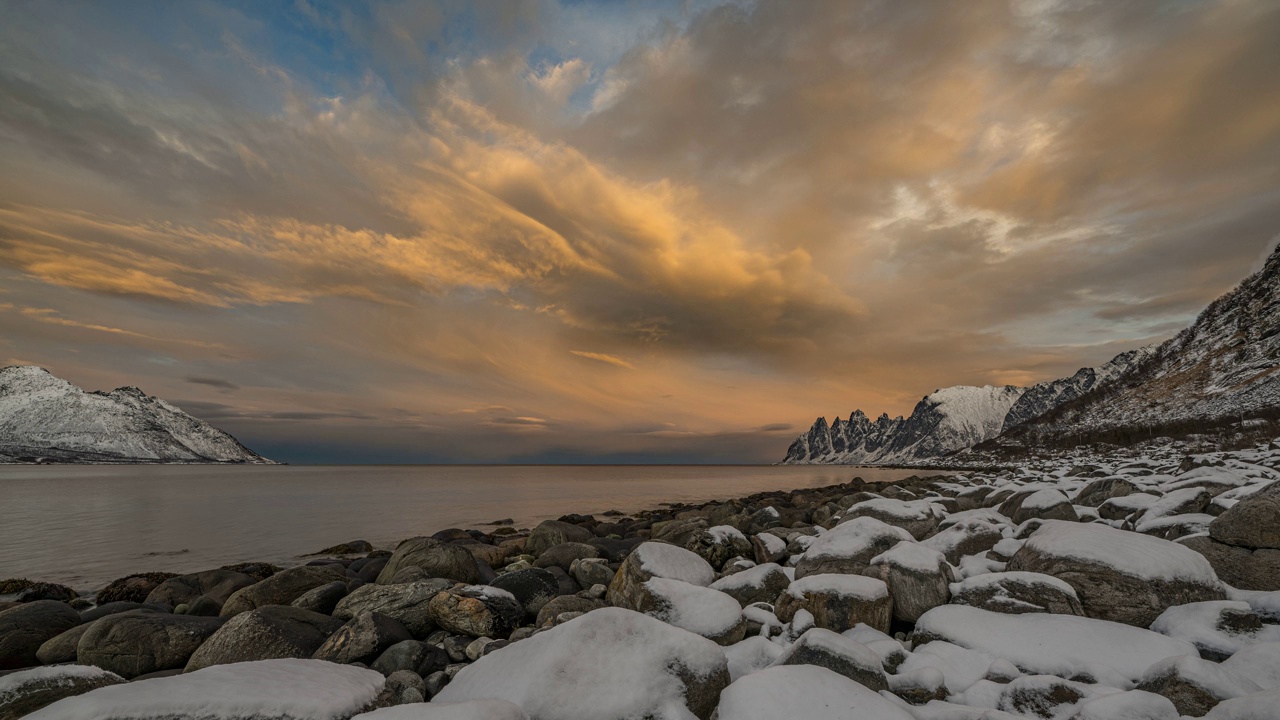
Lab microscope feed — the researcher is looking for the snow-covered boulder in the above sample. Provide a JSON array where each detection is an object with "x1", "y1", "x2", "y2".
[
  {"x1": 1075, "y1": 477, "x2": 1142, "y2": 508},
  {"x1": 1007, "y1": 520, "x2": 1227, "y2": 626},
  {"x1": 607, "y1": 542, "x2": 715, "y2": 611},
  {"x1": 724, "y1": 636, "x2": 785, "y2": 682},
  {"x1": 776, "y1": 628, "x2": 887, "y2": 691},
  {"x1": 688, "y1": 526, "x2": 752, "y2": 570},
  {"x1": 1219, "y1": 642, "x2": 1280, "y2": 690},
  {"x1": 641, "y1": 578, "x2": 746, "y2": 645},
  {"x1": 843, "y1": 498, "x2": 945, "y2": 540},
  {"x1": 434, "y1": 608, "x2": 729, "y2": 720},
  {"x1": 1149, "y1": 601, "x2": 1280, "y2": 661},
  {"x1": 710, "y1": 563, "x2": 790, "y2": 607},
  {"x1": 717, "y1": 665, "x2": 913, "y2": 720},
  {"x1": 793, "y1": 517, "x2": 913, "y2": 579},
  {"x1": 864, "y1": 541, "x2": 951, "y2": 622},
  {"x1": 1204, "y1": 688, "x2": 1280, "y2": 720},
  {"x1": 948, "y1": 572, "x2": 1084, "y2": 616},
  {"x1": 1209, "y1": 481, "x2": 1280, "y2": 550},
  {"x1": 0, "y1": 665, "x2": 124, "y2": 720},
  {"x1": 1005, "y1": 489, "x2": 1079, "y2": 525},
  {"x1": 353, "y1": 700, "x2": 529, "y2": 720},
  {"x1": 751, "y1": 532, "x2": 788, "y2": 565},
  {"x1": 26, "y1": 659, "x2": 385, "y2": 720},
  {"x1": 775, "y1": 574, "x2": 892, "y2": 633},
  {"x1": 1136, "y1": 655, "x2": 1262, "y2": 716},
  {"x1": 913, "y1": 605, "x2": 1199, "y2": 687},
  {"x1": 1073, "y1": 690, "x2": 1180, "y2": 720},
  {"x1": 922, "y1": 519, "x2": 1004, "y2": 564}
]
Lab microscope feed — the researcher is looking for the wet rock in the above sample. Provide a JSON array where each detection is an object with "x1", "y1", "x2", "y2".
[
  {"x1": 76, "y1": 612, "x2": 226, "y2": 678},
  {"x1": 144, "y1": 569, "x2": 256, "y2": 608},
  {"x1": 290, "y1": 580, "x2": 349, "y2": 615},
  {"x1": 376, "y1": 537, "x2": 481, "y2": 585},
  {"x1": 0, "y1": 600, "x2": 82, "y2": 670}
]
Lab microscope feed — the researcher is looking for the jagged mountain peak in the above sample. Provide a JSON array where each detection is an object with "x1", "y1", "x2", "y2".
[{"x1": 0, "y1": 366, "x2": 272, "y2": 464}]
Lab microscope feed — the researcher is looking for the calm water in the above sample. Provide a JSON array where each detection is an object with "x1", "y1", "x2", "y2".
[{"x1": 0, "y1": 464, "x2": 931, "y2": 592}]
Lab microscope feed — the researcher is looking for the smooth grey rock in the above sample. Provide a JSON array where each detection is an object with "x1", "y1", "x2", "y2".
[
  {"x1": 312, "y1": 611, "x2": 412, "y2": 665},
  {"x1": 76, "y1": 612, "x2": 225, "y2": 678},
  {"x1": 1180, "y1": 534, "x2": 1280, "y2": 591},
  {"x1": 184, "y1": 605, "x2": 344, "y2": 671},
  {"x1": 376, "y1": 537, "x2": 481, "y2": 585},
  {"x1": 290, "y1": 580, "x2": 349, "y2": 615},
  {"x1": 144, "y1": 569, "x2": 255, "y2": 608},
  {"x1": 535, "y1": 595, "x2": 604, "y2": 628},
  {"x1": 525, "y1": 520, "x2": 594, "y2": 558},
  {"x1": 220, "y1": 565, "x2": 347, "y2": 617},
  {"x1": 333, "y1": 580, "x2": 452, "y2": 638},
  {"x1": 569, "y1": 558, "x2": 615, "y2": 590},
  {"x1": 533, "y1": 542, "x2": 600, "y2": 571},
  {"x1": 1210, "y1": 481, "x2": 1280, "y2": 550},
  {"x1": 0, "y1": 600, "x2": 82, "y2": 670},
  {"x1": 34, "y1": 623, "x2": 92, "y2": 665},
  {"x1": 80, "y1": 601, "x2": 169, "y2": 623}
]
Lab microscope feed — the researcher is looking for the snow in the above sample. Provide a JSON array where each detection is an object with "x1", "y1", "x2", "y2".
[
  {"x1": 710, "y1": 563, "x2": 784, "y2": 594},
  {"x1": 802, "y1": 517, "x2": 913, "y2": 562},
  {"x1": 0, "y1": 664, "x2": 120, "y2": 696},
  {"x1": 914, "y1": 605, "x2": 1199, "y2": 686},
  {"x1": 1022, "y1": 489, "x2": 1070, "y2": 510},
  {"x1": 353, "y1": 700, "x2": 529, "y2": 720},
  {"x1": 785, "y1": 574, "x2": 889, "y2": 601},
  {"x1": 708, "y1": 525, "x2": 748, "y2": 544},
  {"x1": 849, "y1": 498, "x2": 944, "y2": 522},
  {"x1": 897, "y1": 641, "x2": 1000, "y2": 694},
  {"x1": 716, "y1": 665, "x2": 913, "y2": 720},
  {"x1": 25, "y1": 660, "x2": 384, "y2": 720},
  {"x1": 755, "y1": 532, "x2": 786, "y2": 557},
  {"x1": 1072, "y1": 691, "x2": 1179, "y2": 720},
  {"x1": 1019, "y1": 520, "x2": 1222, "y2": 584},
  {"x1": 1149, "y1": 601, "x2": 1280, "y2": 657},
  {"x1": 724, "y1": 636, "x2": 785, "y2": 681},
  {"x1": 948, "y1": 571, "x2": 1079, "y2": 602},
  {"x1": 1246, "y1": 591, "x2": 1280, "y2": 621},
  {"x1": 634, "y1": 542, "x2": 716, "y2": 586},
  {"x1": 1205, "y1": 689, "x2": 1280, "y2": 720},
  {"x1": 870, "y1": 541, "x2": 947, "y2": 574},
  {"x1": 643, "y1": 578, "x2": 744, "y2": 638},
  {"x1": 1221, "y1": 643, "x2": 1280, "y2": 690},
  {"x1": 434, "y1": 608, "x2": 727, "y2": 720}
]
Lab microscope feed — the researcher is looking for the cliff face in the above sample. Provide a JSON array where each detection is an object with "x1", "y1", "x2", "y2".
[{"x1": 0, "y1": 366, "x2": 272, "y2": 463}]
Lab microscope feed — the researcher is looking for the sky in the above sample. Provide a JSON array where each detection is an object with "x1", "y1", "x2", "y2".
[{"x1": 1, "y1": 0, "x2": 1279, "y2": 464}]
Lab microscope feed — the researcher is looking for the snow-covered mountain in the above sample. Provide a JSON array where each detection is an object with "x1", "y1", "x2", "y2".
[
  {"x1": 1007, "y1": 245, "x2": 1280, "y2": 441},
  {"x1": 1001, "y1": 346, "x2": 1157, "y2": 429},
  {"x1": 0, "y1": 366, "x2": 272, "y2": 463},
  {"x1": 782, "y1": 385, "x2": 1024, "y2": 464}
]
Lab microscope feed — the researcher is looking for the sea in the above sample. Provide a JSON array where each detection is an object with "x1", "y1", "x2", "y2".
[{"x1": 0, "y1": 464, "x2": 935, "y2": 592}]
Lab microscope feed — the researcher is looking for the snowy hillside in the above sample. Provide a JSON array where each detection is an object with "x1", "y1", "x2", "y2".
[
  {"x1": 1002, "y1": 347, "x2": 1156, "y2": 430},
  {"x1": 0, "y1": 366, "x2": 272, "y2": 463},
  {"x1": 782, "y1": 385, "x2": 1024, "y2": 465}
]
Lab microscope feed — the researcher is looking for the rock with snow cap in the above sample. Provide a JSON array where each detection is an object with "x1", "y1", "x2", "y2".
[
  {"x1": 793, "y1": 516, "x2": 914, "y2": 579},
  {"x1": 863, "y1": 540, "x2": 951, "y2": 623},
  {"x1": 0, "y1": 665, "x2": 125, "y2": 720},
  {"x1": 949, "y1": 571, "x2": 1085, "y2": 616},
  {"x1": 606, "y1": 541, "x2": 715, "y2": 611},
  {"x1": 775, "y1": 574, "x2": 892, "y2": 634},
  {"x1": 426, "y1": 586, "x2": 523, "y2": 639},
  {"x1": 639, "y1": 577, "x2": 746, "y2": 645},
  {"x1": 1136, "y1": 654, "x2": 1262, "y2": 716},
  {"x1": 777, "y1": 627, "x2": 888, "y2": 691},
  {"x1": 709, "y1": 562, "x2": 790, "y2": 607},
  {"x1": 716, "y1": 664, "x2": 913, "y2": 720}
]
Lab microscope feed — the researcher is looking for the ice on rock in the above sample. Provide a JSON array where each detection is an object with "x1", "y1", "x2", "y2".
[
  {"x1": 353, "y1": 700, "x2": 529, "y2": 720},
  {"x1": 434, "y1": 607, "x2": 729, "y2": 720},
  {"x1": 913, "y1": 605, "x2": 1199, "y2": 687},
  {"x1": 724, "y1": 636, "x2": 785, "y2": 681},
  {"x1": 716, "y1": 665, "x2": 913, "y2": 720},
  {"x1": 26, "y1": 659, "x2": 385, "y2": 720},
  {"x1": 1149, "y1": 601, "x2": 1280, "y2": 659}
]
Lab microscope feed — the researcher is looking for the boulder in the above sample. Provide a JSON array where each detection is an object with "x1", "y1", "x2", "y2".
[
  {"x1": 311, "y1": 540, "x2": 374, "y2": 555},
  {"x1": 80, "y1": 601, "x2": 169, "y2": 623},
  {"x1": 1075, "y1": 477, "x2": 1141, "y2": 507},
  {"x1": 863, "y1": 541, "x2": 951, "y2": 623},
  {"x1": 535, "y1": 595, "x2": 605, "y2": 628},
  {"x1": 638, "y1": 578, "x2": 746, "y2": 645},
  {"x1": 687, "y1": 525, "x2": 753, "y2": 570},
  {"x1": 490, "y1": 568, "x2": 560, "y2": 619},
  {"x1": 220, "y1": 565, "x2": 347, "y2": 617},
  {"x1": 76, "y1": 612, "x2": 225, "y2": 678},
  {"x1": 568, "y1": 558, "x2": 614, "y2": 589},
  {"x1": 333, "y1": 579, "x2": 453, "y2": 638},
  {"x1": 716, "y1": 664, "x2": 912, "y2": 720},
  {"x1": 1137, "y1": 654, "x2": 1261, "y2": 716},
  {"x1": 0, "y1": 600, "x2": 82, "y2": 670},
  {"x1": 709, "y1": 563, "x2": 791, "y2": 607},
  {"x1": 24, "y1": 659, "x2": 384, "y2": 720},
  {"x1": 426, "y1": 586, "x2": 523, "y2": 638},
  {"x1": 921, "y1": 519, "x2": 1004, "y2": 565},
  {"x1": 948, "y1": 571, "x2": 1084, "y2": 615},
  {"x1": 525, "y1": 520, "x2": 594, "y2": 558},
  {"x1": 184, "y1": 605, "x2": 344, "y2": 671},
  {"x1": 606, "y1": 542, "x2": 715, "y2": 610},
  {"x1": 1209, "y1": 482, "x2": 1280, "y2": 549},
  {"x1": 532, "y1": 542, "x2": 599, "y2": 571},
  {"x1": 434, "y1": 608, "x2": 730, "y2": 720},
  {"x1": 0, "y1": 665, "x2": 124, "y2": 720},
  {"x1": 93, "y1": 572, "x2": 178, "y2": 605},
  {"x1": 1148, "y1": 600, "x2": 1279, "y2": 661},
  {"x1": 35, "y1": 623, "x2": 92, "y2": 665},
  {"x1": 290, "y1": 580, "x2": 349, "y2": 615},
  {"x1": 376, "y1": 537, "x2": 481, "y2": 585},
  {"x1": 775, "y1": 574, "x2": 892, "y2": 634},
  {"x1": 1007, "y1": 489, "x2": 1079, "y2": 525},
  {"x1": 1179, "y1": 535, "x2": 1280, "y2": 591},
  {"x1": 1007, "y1": 520, "x2": 1226, "y2": 626},
  {"x1": 144, "y1": 569, "x2": 255, "y2": 607},
  {"x1": 843, "y1": 498, "x2": 945, "y2": 540},
  {"x1": 751, "y1": 533, "x2": 788, "y2": 565},
  {"x1": 793, "y1": 517, "x2": 913, "y2": 579},
  {"x1": 312, "y1": 611, "x2": 413, "y2": 665},
  {"x1": 16, "y1": 582, "x2": 77, "y2": 603},
  {"x1": 777, "y1": 628, "x2": 888, "y2": 691},
  {"x1": 371, "y1": 639, "x2": 449, "y2": 678}
]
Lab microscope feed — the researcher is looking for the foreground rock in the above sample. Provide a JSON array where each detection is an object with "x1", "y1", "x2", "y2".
[
  {"x1": 26, "y1": 659, "x2": 384, "y2": 720},
  {"x1": 76, "y1": 612, "x2": 226, "y2": 678},
  {"x1": 376, "y1": 537, "x2": 481, "y2": 585},
  {"x1": 434, "y1": 608, "x2": 730, "y2": 720},
  {"x1": 948, "y1": 571, "x2": 1085, "y2": 615},
  {"x1": 144, "y1": 569, "x2": 256, "y2": 608},
  {"x1": 1008, "y1": 520, "x2": 1227, "y2": 626},
  {"x1": 220, "y1": 565, "x2": 347, "y2": 617},
  {"x1": 607, "y1": 541, "x2": 715, "y2": 611},
  {"x1": 775, "y1": 574, "x2": 892, "y2": 633},
  {"x1": 0, "y1": 666, "x2": 124, "y2": 720},
  {"x1": 716, "y1": 665, "x2": 912, "y2": 720},
  {"x1": 1209, "y1": 481, "x2": 1279, "y2": 549},
  {"x1": 0, "y1": 601, "x2": 81, "y2": 670},
  {"x1": 185, "y1": 605, "x2": 345, "y2": 671},
  {"x1": 333, "y1": 580, "x2": 453, "y2": 638}
]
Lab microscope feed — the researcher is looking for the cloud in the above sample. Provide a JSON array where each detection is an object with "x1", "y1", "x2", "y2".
[
  {"x1": 185, "y1": 376, "x2": 240, "y2": 391},
  {"x1": 569, "y1": 350, "x2": 635, "y2": 369}
]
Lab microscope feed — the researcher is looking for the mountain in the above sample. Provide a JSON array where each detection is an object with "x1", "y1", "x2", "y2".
[
  {"x1": 0, "y1": 366, "x2": 272, "y2": 463},
  {"x1": 1002, "y1": 245, "x2": 1280, "y2": 444},
  {"x1": 1001, "y1": 346, "x2": 1157, "y2": 429},
  {"x1": 782, "y1": 385, "x2": 1024, "y2": 464}
]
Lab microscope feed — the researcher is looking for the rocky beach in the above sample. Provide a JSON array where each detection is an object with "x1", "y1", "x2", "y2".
[{"x1": 2, "y1": 438, "x2": 1280, "y2": 720}]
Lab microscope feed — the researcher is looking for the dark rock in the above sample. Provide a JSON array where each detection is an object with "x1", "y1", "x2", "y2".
[
  {"x1": 76, "y1": 612, "x2": 226, "y2": 678},
  {"x1": 312, "y1": 611, "x2": 413, "y2": 665},
  {"x1": 426, "y1": 587, "x2": 523, "y2": 638},
  {"x1": 16, "y1": 582, "x2": 77, "y2": 604},
  {"x1": 1074, "y1": 478, "x2": 1141, "y2": 507},
  {"x1": 545, "y1": 566, "x2": 580, "y2": 596},
  {"x1": 290, "y1": 580, "x2": 349, "y2": 615},
  {"x1": 535, "y1": 595, "x2": 605, "y2": 627},
  {"x1": 569, "y1": 558, "x2": 615, "y2": 589},
  {"x1": 490, "y1": 568, "x2": 560, "y2": 619},
  {"x1": 1210, "y1": 481, "x2": 1280, "y2": 550},
  {"x1": 533, "y1": 542, "x2": 600, "y2": 571},
  {"x1": 333, "y1": 579, "x2": 452, "y2": 638},
  {"x1": 358, "y1": 558, "x2": 389, "y2": 584},
  {"x1": 144, "y1": 569, "x2": 256, "y2": 607},
  {"x1": 220, "y1": 565, "x2": 348, "y2": 617},
  {"x1": 79, "y1": 601, "x2": 170, "y2": 623},
  {"x1": 219, "y1": 562, "x2": 280, "y2": 582},
  {"x1": 0, "y1": 666, "x2": 125, "y2": 720},
  {"x1": 372, "y1": 639, "x2": 449, "y2": 677},
  {"x1": 0, "y1": 600, "x2": 82, "y2": 670},
  {"x1": 587, "y1": 537, "x2": 643, "y2": 562},
  {"x1": 185, "y1": 605, "x2": 344, "y2": 671},
  {"x1": 94, "y1": 572, "x2": 178, "y2": 605},
  {"x1": 525, "y1": 520, "x2": 594, "y2": 558},
  {"x1": 35, "y1": 623, "x2": 92, "y2": 665},
  {"x1": 310, "y1": 540, "x2": 374, "y2": 556},
  {"x1": 1180, "y1": 535, "x2": 1280, "y2": 591},
  {"x1": 376, "y1": 537, "x2": 481, "y2": 585},
  {"x1": 185, "y1": 594, "x2": 224, "y2": 617}
]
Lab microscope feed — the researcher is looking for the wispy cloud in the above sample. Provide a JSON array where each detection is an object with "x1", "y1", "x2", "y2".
[{"x1": 570, "y1": 350, "x2": 635, "y2": 369}]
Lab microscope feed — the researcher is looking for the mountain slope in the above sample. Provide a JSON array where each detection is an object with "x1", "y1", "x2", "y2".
[
  {"x1": 0, "y1": 366, "x2": 272, "y2": 463},
  {"x1": 1001, "y1": 346, "x2": 1157, "y2": 429},
  {"x1": 1005, "y1": 246, "x2": 1280, "y2": 442},
  {"x1": 783, "y1": 385, "x2": 1024, "y2": 464}
]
